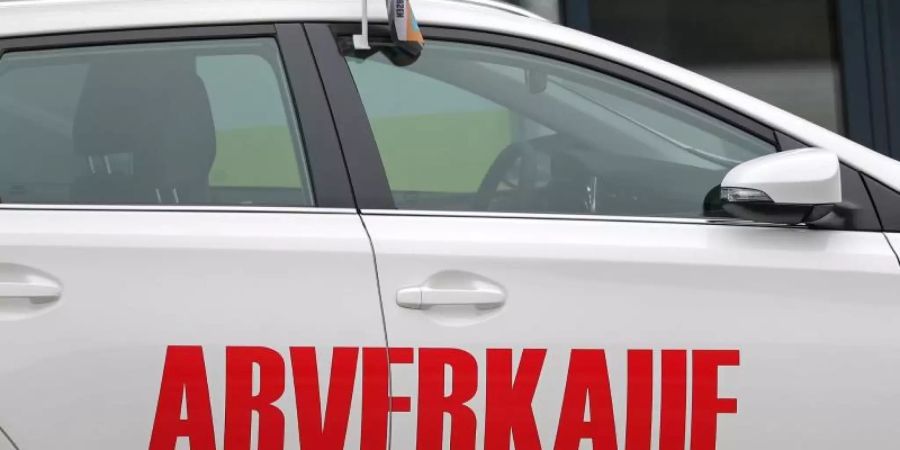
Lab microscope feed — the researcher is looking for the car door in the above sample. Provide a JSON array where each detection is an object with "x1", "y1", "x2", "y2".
[
  {"x1": 864, "y1": 174, "x2": 900, "y2": 264},
  {"x1": 0, "y1": 25, "x2": 386, "y2": 450},
  {"x1": 0, "y1": 429, "x2": 11, "y2": 450},
  {"x1": 309, "y1": 24, "x2": 900, "y2": 450}
]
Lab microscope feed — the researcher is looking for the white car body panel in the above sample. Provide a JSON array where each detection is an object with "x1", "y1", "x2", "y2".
[
  {"x1": 888, "y1": 234, "x2": 900, "y2": 262},
  {"x1": 0, "y1": 210, "x2": 384, "y2": 449},
  {"x1": 0, "y1": 0, "x2": 897, "y2": 190},
  {"x1": 0, "y1": 1, "x2": 896, "y2": 449},
  {"x1": 366, "y1": 214, "x2": 900, "y2": 449}
]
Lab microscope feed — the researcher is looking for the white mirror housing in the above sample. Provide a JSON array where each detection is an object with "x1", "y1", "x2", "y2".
[{"x1": 721, "y1": 148, "x2": 842, "y2": 225}]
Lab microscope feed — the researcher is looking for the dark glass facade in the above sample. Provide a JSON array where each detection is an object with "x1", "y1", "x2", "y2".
[
  {"x1": 501, "y1": 0, "x2": 900, "y2": 158},
  {"x1": 589, "y1": 0, "x2": 842, "y2": 133}
]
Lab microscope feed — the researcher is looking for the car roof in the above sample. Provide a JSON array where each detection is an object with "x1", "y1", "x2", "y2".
[{"x1": 0, "y1": 0, "x2": 544, "y2": 38}]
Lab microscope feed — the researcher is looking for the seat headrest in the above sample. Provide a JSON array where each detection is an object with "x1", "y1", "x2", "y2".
[{"x1": 72, "y1": 54, "x2": 215, "y2": 188}]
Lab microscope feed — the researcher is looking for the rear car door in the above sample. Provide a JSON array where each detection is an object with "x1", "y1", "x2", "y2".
[
  {"x1": 309, "y1": 24, "x2": 900, "y2": 450},
  {"x1": 0, "y1": 25, "x2": 385, "y2": 449}
]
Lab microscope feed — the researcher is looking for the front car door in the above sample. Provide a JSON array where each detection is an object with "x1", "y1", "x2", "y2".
[
  {"x1": 309, "y1": 24, "x2": 900, "y2": 450},
  {"x1": 0, "y1": 25, "x2": 386, "y2": 449},
  {"x1": 864, "y1": 174, "x2": 900, "y2": 266}
]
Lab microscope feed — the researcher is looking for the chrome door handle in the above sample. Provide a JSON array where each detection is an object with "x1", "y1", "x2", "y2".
[{"x1": 396, "y1": 272, "x2": 506, "y2": 309}]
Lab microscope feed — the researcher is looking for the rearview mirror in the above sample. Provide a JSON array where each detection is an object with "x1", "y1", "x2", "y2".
[{"x1": 720, "y1": 148, "x2": 841, "y2": 225}]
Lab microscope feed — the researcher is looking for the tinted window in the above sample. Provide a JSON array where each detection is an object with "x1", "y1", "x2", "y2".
[
  {"x1": 346, "y1": 41, "x2": 775, "y2": 218},
  {"x1": 0, "y1": 38, "x2": 313, "y2": 206}
]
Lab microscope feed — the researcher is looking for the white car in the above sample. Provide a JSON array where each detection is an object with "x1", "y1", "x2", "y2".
[{"x1": 0, "y1": 0, "x2": 899, "y2": 449}]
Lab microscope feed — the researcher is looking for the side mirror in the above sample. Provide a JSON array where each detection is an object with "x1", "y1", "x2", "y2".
[{"x1": 720, "y1": 148, "x2": 842, "y2": 225}]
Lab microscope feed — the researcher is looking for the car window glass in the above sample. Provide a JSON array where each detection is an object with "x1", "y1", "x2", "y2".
[
  {"x1": 347, "y1": 59, "x2": 531, "y2": 200},
  {"x1": 345, "y1": 41, "x2": 775, "y2": 218},
  {"x1": 0, "y1": 38, "x2": 313, "y2": 206}
]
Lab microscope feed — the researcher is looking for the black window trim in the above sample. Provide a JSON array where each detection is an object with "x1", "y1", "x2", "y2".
[
  {"x1": 0, "y1": 23, "x2": 356, "y2": 210},
  {"x1": 305, "y1": 23, "x2": 391, "y2": 210}
]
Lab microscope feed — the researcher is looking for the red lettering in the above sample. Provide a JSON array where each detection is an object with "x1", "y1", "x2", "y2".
[
  {"x1": 290, "y1": 347, "x2": 358, "y2": 450},
  {"x1": 485, "y1": 348, "x2": 546, "y2": 450},
  {"x1": 553, "y1": 349, "x2": 617, "y2": 450},
  {"x1": 625, "y1": 350, "x2": 653, "y2": 450},
  {"x1": 150, "y1": 345, "x2": 740, "y2": 450},
  {"x1": 690, "y1": 350, "x2": 739, "y2": 450},
  {"x1": 149, "y1": 346, "x2": 216, "y2": 450},
  {"x1": 660, "y1": 350, "x2": 688, "y2": 450},
  {"x1": 361, "y1": 347, "x2": 414, "y2": 450},
  {"x1": 224, "y1": 346, "x2": 285, "y2": 450},
  {"x1": 417, "y1": 348, "x2": 478, "y2": 450}
]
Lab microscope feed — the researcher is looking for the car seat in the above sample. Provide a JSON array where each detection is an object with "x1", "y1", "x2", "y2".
[{"x1": 71, "y1": 52, "x2": 215, "y2": 205}]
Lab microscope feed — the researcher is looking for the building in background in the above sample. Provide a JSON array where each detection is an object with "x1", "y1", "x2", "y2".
[{"x1": 500, "y1": 0, "x2": 900, "y2": 159}]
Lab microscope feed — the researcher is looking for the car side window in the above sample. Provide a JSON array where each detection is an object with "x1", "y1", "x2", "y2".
[
  {"x1": 345, "y1": 41, "x2": 776, "y2": 218},
  {"x1": 0, "y1": 38, "x2": 314, "y2": 206}
]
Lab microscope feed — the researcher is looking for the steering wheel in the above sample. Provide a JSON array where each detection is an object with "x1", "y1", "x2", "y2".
[
  {"x1": 474, "y1": 140, "x2": 542, "y2": 212},
  {"x1": 476, "y1": 134, "x2": 612, "y2": 215}
]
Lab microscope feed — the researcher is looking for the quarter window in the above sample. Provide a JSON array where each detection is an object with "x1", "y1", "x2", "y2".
[
  {"x1": 0, "y1": 38, "x2": 313, "y2": 206},
  {"x1": 345, "y1": 41, "x2": 776, "y2": 218}
]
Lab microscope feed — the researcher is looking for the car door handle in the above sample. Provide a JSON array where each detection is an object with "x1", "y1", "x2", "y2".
[
  {"x1": 0, "y1": 281, "x2": 61, "y2": 300},
  {"x1": 397, "y1": 286, "x2": 506, "y2": 309},
  {"x1": 396, "y1": 272, "x2": 506, "y2": 309},
  {"x1": 0, "y1": 264, "x2": 63, "y2": 316}
]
